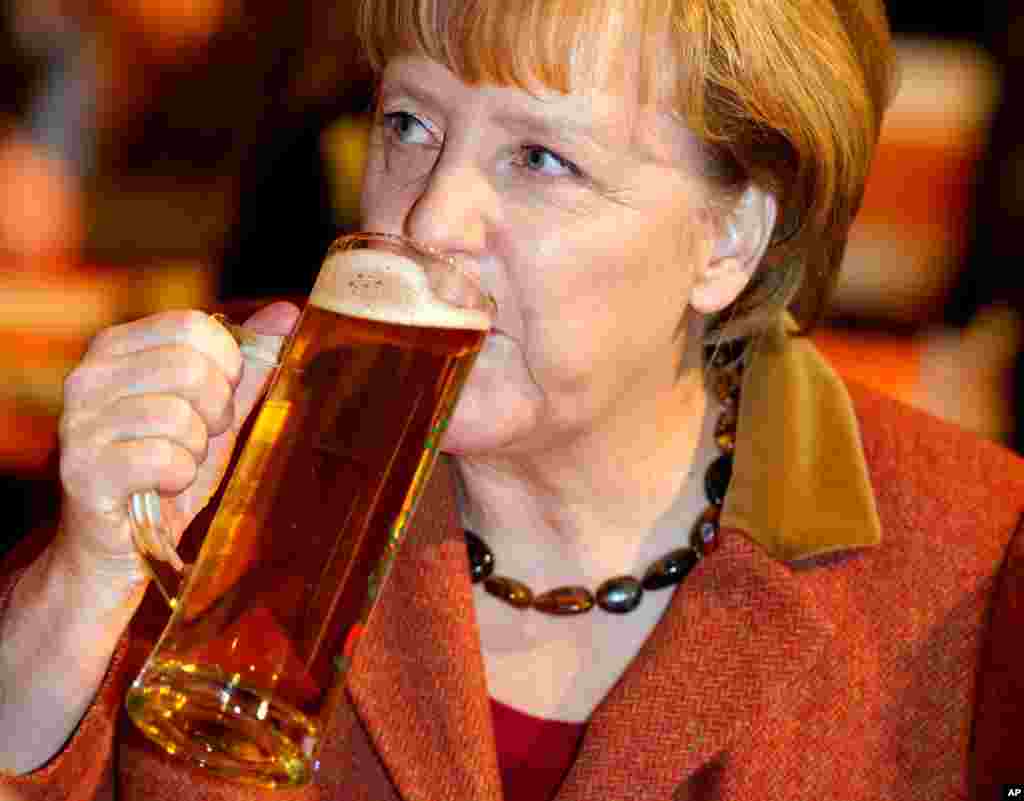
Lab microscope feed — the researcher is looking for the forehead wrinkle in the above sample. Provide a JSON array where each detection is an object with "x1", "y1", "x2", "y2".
[
  {"x1": 484, "y1": 82, "x2": 648, "y2": 151},
  {"x1": 383, "y1": 54, "x2": 700, "y2": 180},
  {"x1": 491, "y1": 108, "x2": 611, "y2": 156},
  {"x1": 378, "y1": 65, "x2": 453, "y2": 114},
  {"x1": 477, "y1": 61, "x2": 693, "y2": 169}
]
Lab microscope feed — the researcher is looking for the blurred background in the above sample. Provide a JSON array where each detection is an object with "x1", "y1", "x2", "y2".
[{"x1": 0, "y1": 0, "x2": 1020, "y2": 556}]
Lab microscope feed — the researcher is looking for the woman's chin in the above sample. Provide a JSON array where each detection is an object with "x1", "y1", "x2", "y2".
[
  {"x1": 440, "y1": 384, "x2": 541, "y2": 458},
  {"x1": 440, "y1": 333, "x2": 542, "y2": 457},
  {"x1": 438, "y1": 420, "x2": 493, "y2": 457},
  {"x1": 439, "y1": 401, "x2": 515, "y2": 457}
]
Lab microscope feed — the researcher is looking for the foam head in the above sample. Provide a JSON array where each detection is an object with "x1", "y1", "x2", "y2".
[{"x1": 310, "y1": 249, "x2": 491, "y2": 331}]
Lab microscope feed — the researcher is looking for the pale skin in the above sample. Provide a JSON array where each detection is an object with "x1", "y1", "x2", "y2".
[
  {"x1": 0, "y1": 53, "x2": 774, "y2": 773},
  {"x1": 362, "y1": 55, "x2": 775, "y2": 720}
]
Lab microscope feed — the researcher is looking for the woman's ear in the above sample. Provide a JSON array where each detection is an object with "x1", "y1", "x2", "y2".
[{"x1": 690, "y1": 185, "x2": 777, "y2": 314}]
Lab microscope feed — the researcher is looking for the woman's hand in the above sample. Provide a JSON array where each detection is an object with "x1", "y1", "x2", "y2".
[
  {"x1": 0, "y1": 302, "x2": 299, "y2": 775},
  {"x1": 55, "y1": 302, "x2": 300, "y2": 598}
]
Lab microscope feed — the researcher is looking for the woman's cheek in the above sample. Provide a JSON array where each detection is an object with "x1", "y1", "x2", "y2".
[
  {"x1": 442, "y1": 334, "x2": 545, "y2": 454},
  {"x1": 360, "y1": 152, "x2": 426, "y2": 224}
]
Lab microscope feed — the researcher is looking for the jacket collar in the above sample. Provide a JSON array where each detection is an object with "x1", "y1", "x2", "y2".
[
  {"x1": 722, "y1": 314, "x2": 882, "y2": 559},
  {"x1": 345, "y1": 316, "x2": 881, "y2": 800}
]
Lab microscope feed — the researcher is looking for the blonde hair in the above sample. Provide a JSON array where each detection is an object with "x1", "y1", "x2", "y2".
[{"x1": 356, "y1": 0, "x2": 897, "y2": 341}]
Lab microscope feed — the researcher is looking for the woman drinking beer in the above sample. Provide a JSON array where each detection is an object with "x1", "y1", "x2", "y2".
[{"x1": 2, "y1": 0, "x2": 1023, "y2": 797}]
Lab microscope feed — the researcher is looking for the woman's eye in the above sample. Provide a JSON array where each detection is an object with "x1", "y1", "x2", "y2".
[
  {"x1": 382, "y1": 111, "x2": 437, "y2": 146},
  {"x1": 518, "y1": 146, "x2": 581, "y2": 178}
]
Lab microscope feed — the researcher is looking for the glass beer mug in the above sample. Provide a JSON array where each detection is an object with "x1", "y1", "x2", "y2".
[{"x1": 124, "y1": 233, "x2": 495, "y2": 787}]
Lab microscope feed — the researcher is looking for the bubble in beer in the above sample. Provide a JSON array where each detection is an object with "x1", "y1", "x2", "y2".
[{"x1": 311, "y1": 250, "x2": 490, "y2": 331}]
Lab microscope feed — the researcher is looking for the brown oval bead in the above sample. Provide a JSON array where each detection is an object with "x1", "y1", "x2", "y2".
[
  {"x1": 714, "y1": 405, "x2": 738, "y2": 454},
  {"x1": 642, "y1": 548, "x2": 700, "y2": 590},
  {"x1": 534, "y1": 586, "x2": 595, "y2": 615},
  {"x1": 691, "y1": 505, "x2": 721, "y2": 555},
  {"x1": 484, "y1": 575, "x2": 534, "y2": 608},
  {"x1": 464, "y1": 530, "x2": 495, "y2": 583},
  {"x1": 704, "y1": 453, "x2": 733, "y2": 507},
  {"x1": 596, "y1": 576, "x2": 643, "y2": 614}
]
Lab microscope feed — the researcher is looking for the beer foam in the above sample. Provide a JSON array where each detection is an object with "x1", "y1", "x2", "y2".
[{"x1": 310, "y1": 250, "x2": 491, "y2": 331}]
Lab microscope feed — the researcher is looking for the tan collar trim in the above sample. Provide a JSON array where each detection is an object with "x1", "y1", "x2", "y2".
[{"x1": 720, "y1": 315, "x2": 883, "y2": 561}]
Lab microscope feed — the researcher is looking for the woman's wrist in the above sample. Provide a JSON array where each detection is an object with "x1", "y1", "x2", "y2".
[
  {"x1": 0, "y1": 563, "x2": 23, "y2": 716},
  {"x1": 49, "y1": 513, "x2": 151, "y2": 614},
  {"x1": 0, "y1": 538, "x2": 143, "y2": 773}
]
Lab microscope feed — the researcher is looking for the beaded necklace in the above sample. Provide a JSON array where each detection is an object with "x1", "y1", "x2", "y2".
[{"x1": 464, "y1": 340, "x2": 746, "y2": 615}]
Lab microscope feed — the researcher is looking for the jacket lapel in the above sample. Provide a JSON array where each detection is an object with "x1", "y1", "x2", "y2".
[
  {"x1": 555, "y1": 528, "x2": 836, "y2": 801},
  {"x1": 346, "y1": 462, "x2": 838, "y2": 801},
  {"x1": 346, "y1": 458, "x2": 503, "y2": 801},
  {"x1": 342, "y1": 314, "x2": 872, "y2": 800}
]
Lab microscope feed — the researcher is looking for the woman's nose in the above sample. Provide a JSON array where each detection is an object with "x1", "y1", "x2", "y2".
[{"x1": 403, "y1": 160, "x2": 492, "y2": 261}]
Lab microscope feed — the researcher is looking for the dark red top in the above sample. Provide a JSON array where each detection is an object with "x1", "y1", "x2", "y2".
[{"x1": 489, "y1": 698, "x2": 588, "y2": 801}]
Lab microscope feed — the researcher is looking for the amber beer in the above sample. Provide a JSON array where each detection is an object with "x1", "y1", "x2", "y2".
[{"x1": 125, "y1": 238, "x2": 491, "y2": 787}]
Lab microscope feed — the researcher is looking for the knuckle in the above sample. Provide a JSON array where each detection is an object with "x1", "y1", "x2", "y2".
[
  {"x1": 58, "y1": 442, "x2": 93, "y2": 497},
  {"x1": 62, "y1": 362, "x2": 95, "y2": 406},
  {"x1": 180, "y1": 351, "x2": 213, "y2": 392},
  {"x1": 166, "y1": 394, "x2": 196, "y2": 432},
  {"x1": 213, "y1": 372, "x2": 234, "y2": 415},
  {"x1": 57, "y1": 446, "x2": 78, "y2": 488},
  {"x1": 172, "y1": 397, "x2": 209, "y2": 458},
  {"x1": 180, "y1": 309, "x2": 210, "y2": 327},
  {"x1": 83, "y1": 323, "x2": 118, "y2": 356},
  {"x1": 179, "y1": 309, "x2": 212, "y2": 340},
  {"x1": 147, "y1": 437, "x2": 183, "y2": 478},
  {"x1": 214, "y1": 390, "x2": 236, "y2": 434},
  {"x1": 58, "y1": 460, "x2": 81, "y2": 500},
  {"x1": 199, "y1": 369, "x2": 234, "y2": 430},
  {"x1": 160, "y1": 440, "x2": 198, "y2": 490},
  {"x1": 57, "y1": 409, "x2": 80, "y2": 446},
  {"x1": 193, "y1": 428, "x2": 210, "y2": 465}
]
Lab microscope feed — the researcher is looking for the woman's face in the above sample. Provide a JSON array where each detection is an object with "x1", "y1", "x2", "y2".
[{"x1": 360, "y1": 54, "x2": 728, "y2": 458}]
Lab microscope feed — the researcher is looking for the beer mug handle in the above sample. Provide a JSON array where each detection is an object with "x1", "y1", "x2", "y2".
[{"x1": 128, "y1": 314, "x2": 286, "y2": 608}]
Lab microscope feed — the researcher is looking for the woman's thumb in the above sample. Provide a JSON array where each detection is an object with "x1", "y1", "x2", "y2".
[{"x1": 230, "y1": 301, "x2": 301, "y2": 426}]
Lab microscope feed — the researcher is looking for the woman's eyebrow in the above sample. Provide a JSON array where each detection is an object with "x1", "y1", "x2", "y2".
[
  {"x1": 492, "y1": 110, "x2": 613, "y2": 153},
  {"x1": 377, "y1": 78, "x2": 444, "y2": 112},
  {"x1": 379, "y1": 71, "x2": 619, "y2": 155}
]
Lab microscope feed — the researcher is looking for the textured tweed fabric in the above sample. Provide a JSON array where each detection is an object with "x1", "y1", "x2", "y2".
[{"x1": 2, "y1": 337, "x2": 1023, "y2": 799}]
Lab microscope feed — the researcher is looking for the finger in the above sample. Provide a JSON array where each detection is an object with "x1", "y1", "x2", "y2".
[
  {"x1": 64, "y1": 393, "x2": 209, "y2": 465},
  {"x1": 225, "y1": 302, "x2": 301, "y2": 431},
  {"x1": 64, "y1": 345, "x2": 235, "y2": 436},
  {"x1": 242, "y1": 301, "x2": 302, "y2": 337},
  {"x1": 129, "y1": 494, "x2": 185, "y2": 572},
  {"x1": 61, "y1": 437, "x2": 198, "y2": 514},
  {"x1": 85, "y1": 310, "x2": 244, "y2": 388}
]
